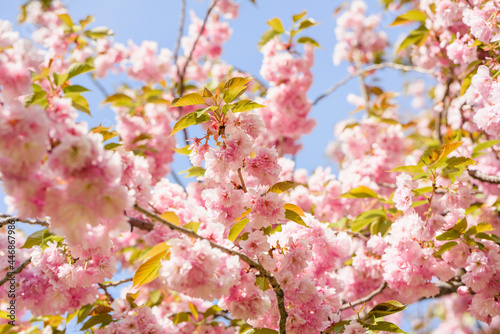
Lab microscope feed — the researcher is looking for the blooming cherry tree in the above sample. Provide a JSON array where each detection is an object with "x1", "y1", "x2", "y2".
[{"x1": 1, "y1": 0, "x2": 500, "y2": 333}]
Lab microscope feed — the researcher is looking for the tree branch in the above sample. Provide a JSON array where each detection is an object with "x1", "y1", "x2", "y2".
[
  {"x1": 0, "y1": 215, "x2": 50, "y2": 228},
  {"x1": 313, "y1": 63, "x2": 435, "y2": 106},
  {"x1": 133, "y1": 203, "x2": 288, "y2": 334},
  {"x1": 88, "y1": 73, "x2": 109, "y2": 98},
  {"x1": 0, "y1": 258, "x2": 32, "y2": 287},
  {"x1": 173, "y1": 0, "x2": 186, "y2": 73},
  {"x1": 468, "y1": 168, "x2": 500, "y2": 184},
  {"x1": 237, "y1": 168, "x2": 248, "y2": 193},
  {"x1": 128, "y1": 216, "x2": 154, "y2": 232},
  {"x1": 340, "y1": 281, "x2": 387, "y2": 311},
  {"x1": 101, "y1": 277, "x2": 133, "y2": 287},
  {"x1": 178, "y1": 0, "x2": 219, "y2": 95}
]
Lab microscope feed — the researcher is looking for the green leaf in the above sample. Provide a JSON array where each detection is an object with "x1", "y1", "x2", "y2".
[
  {"x1": 231, "y1": 100, "x2": 266, "y2": 113},
  {"x1": 461, "y1": 67, "x2": 478, "y2": 96},
  {"x1": 80, "y1": 314, "x2": 113, "y2": 331},
  {"x1": 104, "y1": 142, "x2": 122, "y2": 150},
  {"x1": 66, "y1": 62, "x2": 94, "y2": 80},
  {"x1": 183, "y1": 222, "x2": 201, "y2": 233},
  {"x1": 255, "y1": 276, "x2": 270, "y2": 291},
  {"x1": 365, "y1": 301, "x2": 407, "y2": 319},
  {"x1": 266, "y1": 18, "x2": 284, "y2": 33},
  {"x1": 267, "y1": 181, "x2": 299, "y2": 194},
  {"x1": 169, "y1": 111, "x2": 210, "y2": 137},
  {"x1": 24, "y1": 91, "x2": 47, "y2": 107},
  {"x1": 296, "y1": 36, "x2": 321, "y2": 48},
  {"x1": 243, "y1": 329, "x2": 278, "y2": 334},
  {"x1": 436, "y1": 229, "x2": 461, "y2": 241},
  {"x1": 204, "y1": 305, "x2": 222, "y2": 318},
  {"x1": 285, "y1": 209, "x2": 308, "y2": 227},
  {"x1": 172, "y1": 312, "x2": 190, "y2": 325},
  {"x1": 390, "y1": 165, "x2": 424, "y2": 174},
  {"x1": 172, "y1": 93, "x2": 205, "y2": 107},
  {"x1": 173, "y1": 145, "x2": 192, "y2": 155},
  {"x1": 66, "y1": 93, "x2": 90, "y2": 115},
  {"x1": 351, "y1": 209, "x2": 386, "y2": 233},
  {"x1": 434, "y1": 241, "x2": 458, "y2": 257},
  {"x1": 475, "y1": 232, "x2": 500, "y2": 244},
  {"x1": 223, "y1": 85, "x2": 248, "y2": 104},
  {"x1": 58, "y1": 13, "x2": 74, "y2": 27},
  {"x1": 84, "y1": 26, "x2": 113, "y2": 39},
  {"x1": 21, "y1": 229, "x2": 48, "y2": 249},
  {"x1": 472, "y1": 140, "x2": 500, "y2": 158},
  {"x1": 133, "y1": 251, "x2": 166, "y2": 287},
  {"x1": 445, "y1": 157, "x2": 475, "y2": 168},
  {"x1": 228, "y1": 218, "x2": 249, "y2": 242},
  {"x1": 454, "y1": 218, "x2": 468, "y2": 233},
  {"x1": 390, "y1": 9, "x2": 426, "y2": 26},
  {"x1": 366, "y1": 321, "x2": 406, "y2": 333},
  {"x1": 77, "y1": 304, "x2": 94, "y2": 324},
  {"x1": 298, "y1": 18, "x2": 318, "y2": 30},
  {"x1": 340, "y1": 186, "x2": 380, "y2": 199},
  {"x1": 258, "y1": 29, "x2": 280, "y2": 48},
  {"x1": 188, "y1": 302, "x2": 198, "y2": 320},
  {"x1": 53, "y1": 72, "x2": 68, "y2": 86},
  {"x1": 179, "y1": 166, "x2": 206, "y2": 178},
  {"x1": 476, "y1": 222, "x2": 494, "y2": 233},
  {"x1": 292, "y1": 11, "x2": 307, "y2": 22},
  {"x1": 63, "y1": 85, "x2": 90, "y2": 93},
  {"x1": 437, "y1": 141, "x2": 463, "y2": 162},
  {"x1": 397, "y1": 25, "x2": 429, "y2": 53},
  {"x1": 102, "y1": 93, "x2": 133, "y2": 106}
]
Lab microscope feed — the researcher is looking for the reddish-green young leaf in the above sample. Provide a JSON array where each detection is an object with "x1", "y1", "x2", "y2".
[
  {"x1": 283, "y1": 203, "x2": 305, "y2": 216},
  {"x1": 160, "y1": 211, "x2": 180, "y2": 226}
]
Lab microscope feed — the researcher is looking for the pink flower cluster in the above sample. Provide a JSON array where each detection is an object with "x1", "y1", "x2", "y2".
[
  {"x1": 259, "y1": 39, "x2": 316, "y2": 155},
  {"x1": 333, "y1": 0, "x2": 388, "y2": 65}
]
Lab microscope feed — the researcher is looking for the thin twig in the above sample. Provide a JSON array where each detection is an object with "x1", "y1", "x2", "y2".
[
  {"x1": 313, "y1": 63, "x2": 435, "y2": 106},
  {"x1": 101, "y1": 277, "x2": 133, "y2": 287},
  {"x1": 170, "y1": 167, "x2": 185, "y2": 189},
  {"x1": 0, "y1": 258, "x2": 32, "y2": 287},
  {"x1": 0, "y1": 215, "x2": 50, "y2": 228},
  {"x1": 133, "y1": 204, "x2": 288, "y2": 334},
  {"x1": 178, "y1": 0, "x2": 219, "y2": 96},
  {"x1": 340, "y1": 281, "x2": 387, "y2": 311},
  {"x1": 436, "y1": 79, "x2": 452, "y2": 144},
  {"x1": 237, "y1": 168, "x2": 248, "y2": 193},
  {"x1": 173, "y1": 0, "x2": 186, "y2": 73},
  {"x1": 98, "y1": 283, "x2": 115, "y2": 302},
  {"x1": 88, "y1": 73, "x2": 109, "y2": 98},
  {"x1": 468, "y1": 168, "x2": 500, "y2": 184}
]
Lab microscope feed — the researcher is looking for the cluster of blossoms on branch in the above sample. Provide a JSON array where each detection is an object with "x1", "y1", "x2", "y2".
[{"x1": 1, "y1": 0, "x2": 500, "y2": 333}]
